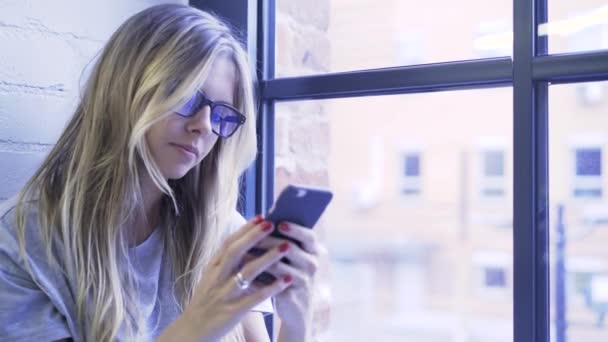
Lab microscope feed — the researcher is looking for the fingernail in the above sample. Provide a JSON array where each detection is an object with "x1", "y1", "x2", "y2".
[
  {"x1": 283, "y1": 275, "x2": 293, "y2": 283},
  {"x1": 279, "y1": 242, "x2": 290, "y2": 252},
  {"x1": 253, "y1": 215, "x2": 264, "y2": 224},
  {"x1": 261, "y1": 221, "x2": 273, "y2": 232},
  {"x1": 279, "y1": 223, "x2": 289, "y2": 232}
]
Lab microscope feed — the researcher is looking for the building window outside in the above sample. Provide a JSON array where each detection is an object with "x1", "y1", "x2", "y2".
[
  {"x1": 401, "y1": 152, "x2": 421, "y2": 196},
  {"x1": 481, "y1": 149, "x2": 506, "y2": 198},
  {"x1": 484, "y1": 266, "x2": 507, "y2": 288},
  {"x1": 473, "y1": 251, "x2": 511, "y2": 298},
  {"x1": 573, "y1": 147, "x2": 603, "y2": 198}
]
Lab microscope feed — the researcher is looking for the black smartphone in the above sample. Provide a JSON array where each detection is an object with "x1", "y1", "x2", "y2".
[{"x1": 250, "y1": 184, "x2": 333, "y2": 285}]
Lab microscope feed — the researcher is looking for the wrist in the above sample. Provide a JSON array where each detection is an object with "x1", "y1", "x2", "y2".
[
  {"x1": 278, "y1": 320, "x2": 311, "y2": 342},
  {"x1": 157, "y1": 309, "x2": 205, "y2": 342}
]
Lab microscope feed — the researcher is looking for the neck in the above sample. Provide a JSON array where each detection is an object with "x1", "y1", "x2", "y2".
[{"x1": 131, "y1": 171, "x2": 164, "y2": 246}]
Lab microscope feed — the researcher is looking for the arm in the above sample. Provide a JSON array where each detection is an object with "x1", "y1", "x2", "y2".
[
  {"x1": 156, "y1": 310, "x2": 202, "y2": 342},
  {"x1": 159, "y1": 306, "x2": 273, "y2": 342},
  {"x1": 0, "y1": 222, "x2": 72, "y2": 341},
  {"x1": 275, "y1": 312, "x2": 313, "y2": 342},
  {"x1": 242, "y1": 312, "x2": 271, "y2": 342}
]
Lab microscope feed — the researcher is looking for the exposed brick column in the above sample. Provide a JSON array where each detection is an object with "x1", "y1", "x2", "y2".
[{"x1": 275, "y1": 0, "x2": 332, "y2": 340}]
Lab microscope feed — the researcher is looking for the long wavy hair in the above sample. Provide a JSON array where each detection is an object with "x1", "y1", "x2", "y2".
[{"x1": 14, "y1": 4, "x2": 257, "y2": 341}]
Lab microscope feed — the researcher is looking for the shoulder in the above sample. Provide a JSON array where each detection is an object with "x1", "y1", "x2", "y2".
[
  {"x1": 0, "y1": 196, "x2": 50, "y2": 277},
  {"x1": 0, "y1": 197, "x2": 26, "y2": 262},
  {"x1": 0, "y1": 198, "x2": 73, "y2": 340},
  {"x1": 0, "y1": 196, "x2": 44, "y2": 254}
]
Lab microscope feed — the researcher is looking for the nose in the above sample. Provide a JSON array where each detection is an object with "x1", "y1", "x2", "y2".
[{"x1": 186, "y1": 105, "x2": 213, "y2": 136}]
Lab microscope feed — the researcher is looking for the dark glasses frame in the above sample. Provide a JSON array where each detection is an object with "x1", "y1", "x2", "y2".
[{"x1": 175, "y1": 90, "x2": 246, "y2": 138}]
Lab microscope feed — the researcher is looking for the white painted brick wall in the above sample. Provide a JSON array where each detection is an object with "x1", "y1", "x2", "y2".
[{"x1": 0, "y1": 0, "x2": 186, "y2": 200}]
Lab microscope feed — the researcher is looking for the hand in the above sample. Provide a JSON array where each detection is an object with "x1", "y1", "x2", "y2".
[
  {"x1": 176, "y1": 216, "x2": 294, "y2": 342},
  {"x1": 254, "y1": 222, "x2": 325, "y2": 336}
]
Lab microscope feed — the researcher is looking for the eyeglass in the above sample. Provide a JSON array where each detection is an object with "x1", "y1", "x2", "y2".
[{"x1": 175, "y1": 90, "x2": 246, "y2": 138}]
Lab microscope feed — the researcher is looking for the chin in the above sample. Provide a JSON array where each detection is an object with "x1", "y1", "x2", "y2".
[{"x1": 165, "y1": 166, "x2": 194, "y2": 180}]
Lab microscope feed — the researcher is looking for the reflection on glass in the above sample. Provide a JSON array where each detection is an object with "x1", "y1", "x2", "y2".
[
  {"x1": 275, "y1": 88, "x2": 513, "y2": 341},
  {"x1": 550, "y1": 81, "x2": 608, "y2": 342},
  {"x1": 544, "y1": 3, "x2": 608, "y2": 54},
  {"x1": 275, "y1": 0, "x2": 512, "y2": 77}
]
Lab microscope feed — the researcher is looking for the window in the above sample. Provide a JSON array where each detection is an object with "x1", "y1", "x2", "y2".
[
  {"x1": 484, "y1": 267, "x2": 507, "y2": 288},
  {"x1": 274, "y1": 0, "x2": 512, "y2": 77},
  {"x1": 576, "y1": 148, "x2": 602, "y2": 176},
  {"x1": 573, "y1": 147, "x2": 603, "y2": 199},
  {"x1": 401, "y1": 152, "x2": 421, "y2": 196},
  {"x1": 474, "y1": 20, "x2": 512, "y2": 58},
  {"x1": 546, "y1": 4, "x2": 608, "y2": 55},
  {"x1": 274, "y1": 89, "x2": 513, "y2": 341},
  {"x1": 550, "y1": 83, "x2": 608, "y2": 341},
  {"x1": 481, "y1": 149, "x2": 506, "y2": 197},
  {"x1": 473, "y1": 251, "x2": 511, "y2": 297},
  {"x1": 484, "y1": 150, "x2": 505, "y2": 177}
]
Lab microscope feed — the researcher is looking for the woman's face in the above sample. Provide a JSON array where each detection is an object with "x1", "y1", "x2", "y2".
[{"x1": 146, "y1": 57, "x2": 237, "y2": 180}]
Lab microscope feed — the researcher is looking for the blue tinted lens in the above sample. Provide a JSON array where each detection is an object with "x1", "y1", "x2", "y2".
[
  {"x1": 175, "y1": 92, "x2": 203, "y2": 117},
  {"x1": 211, "y1": 106, "x2": 241, "y2": 137}
]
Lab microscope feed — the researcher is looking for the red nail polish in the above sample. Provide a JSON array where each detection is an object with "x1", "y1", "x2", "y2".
[
  {"x1": 283, "y1": 275, "x2": 293, "y2": 283},
  {"x1": 279, "y1": 223, "x2": 289, "y2": 232},
  {"x1": 253, "y1": 215, "x2": 264, "y2": 224},
  {"x1": 261, "y1": 221, "x2": 273, "y2": 232},
  {"x1": 279, "y1": 242, "x2": 289, "y2": 252}
]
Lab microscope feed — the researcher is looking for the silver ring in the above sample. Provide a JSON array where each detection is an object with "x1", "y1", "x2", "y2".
[{"x1": 234, "y1": 271, "x2": 250, "y2": 290}]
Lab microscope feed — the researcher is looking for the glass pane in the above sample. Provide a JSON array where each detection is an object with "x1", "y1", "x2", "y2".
[
  {"x1": 275, "y1": 0, "x2": 512, "y2": 77},
  {"x1": 404, "y1": 154, "x2": 420, "y2": 177},
  {"x1": 484, "y1": 150, "x2": 505, "y2": 177},
  {"x1": 544, "y1": 2, "x2": 608, "y2": 55},
  {"x1": 549, "y1": 81, "x2": 608, "y2": 341},
  {"x1": 275, "y1": 88, "x2": 513, "y2": 341},
  {"x1": 576, "y1": 149, "x2": 602, "y2": 176}
]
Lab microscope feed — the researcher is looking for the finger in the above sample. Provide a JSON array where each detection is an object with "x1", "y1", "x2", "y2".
[
  {"x1": 280, "y1": 241, "x2": 319, "y2": 276},
  {"x1": 275, "y1": 222, "x2": 320, "y2": 254},
  {"x1": 223, "y1": 214, "x2": 265, "y2": 246},
  {"x1": 248, "y1": 235, "x2": 285, "y2": 253},
  {"x1": 267, "y1": 262, "x2": 310, "y2": 288},
  {"x1": 219, "y1": 219, "x2": 275, "y2": 277},
  {"x1": 237, "y1": 273, "x2": 294, "y2": 311},
  {"x1": 235, "y1": 241, "x2": 291, "y2": 292},
  {"x1": 212, "y1": 215, "x2": 265, "y2": 267}
]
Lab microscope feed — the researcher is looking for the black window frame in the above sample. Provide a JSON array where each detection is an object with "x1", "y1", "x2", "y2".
[{"x1": 191, "y1": 0, "x2": 608, "y2": 341}]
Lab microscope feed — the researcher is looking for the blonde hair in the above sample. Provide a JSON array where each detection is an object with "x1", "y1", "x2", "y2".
[{"x1": 14, "y1": 4, "x2": 257, "y2": 341}]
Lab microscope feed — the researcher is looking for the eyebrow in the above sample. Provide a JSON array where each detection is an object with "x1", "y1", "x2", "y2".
[{"x1": 197, "y1": 89, "x2": 235, "y2": 107}]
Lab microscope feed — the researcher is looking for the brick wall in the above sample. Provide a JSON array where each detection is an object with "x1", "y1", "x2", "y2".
[
  {"x1": 275, "y1": 1, "x2": 332, "y2": 341},
  {"x1": 0, "y1": 0, "x2": 185, "y2": 201}
]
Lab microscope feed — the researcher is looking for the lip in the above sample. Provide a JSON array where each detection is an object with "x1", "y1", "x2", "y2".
[{"x1": 171, "y1": 143, "x2": 199, "y2": 158}]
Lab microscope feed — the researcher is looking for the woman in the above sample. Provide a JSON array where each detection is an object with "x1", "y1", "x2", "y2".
[{"x1": 0, "y1": 4, "x2": 321, "y2": 342}]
